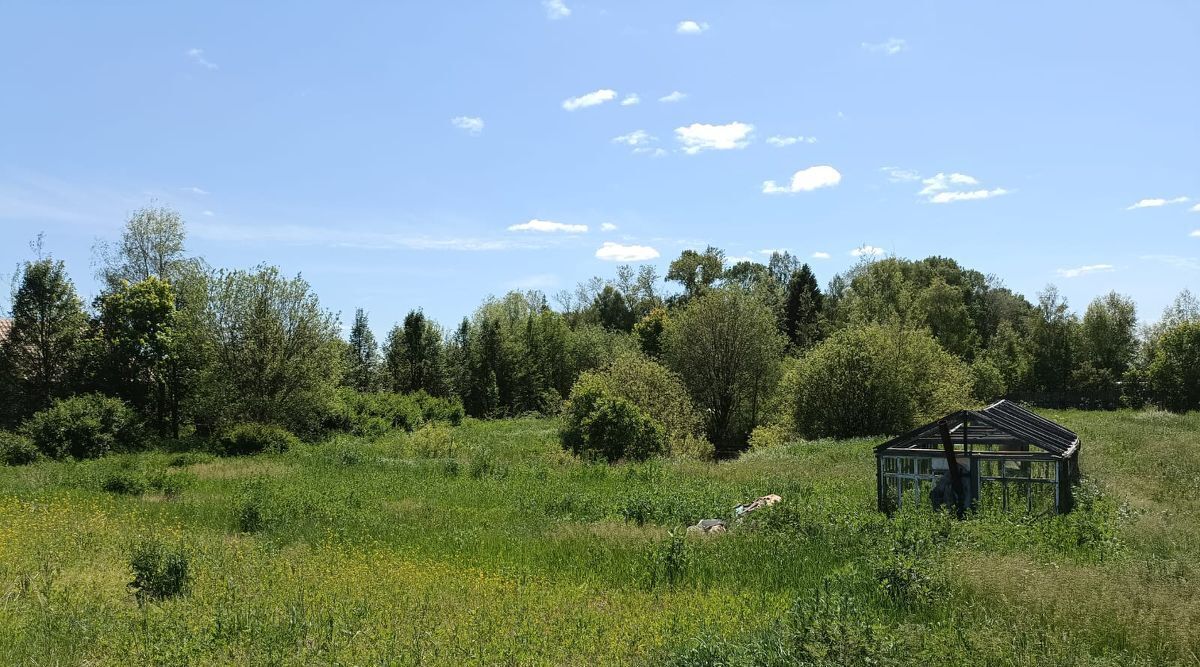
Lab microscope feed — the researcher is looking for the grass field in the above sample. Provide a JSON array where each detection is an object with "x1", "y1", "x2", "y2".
[{"x1": 1, "y1": 410, "x2": 1198, "y2": 666}]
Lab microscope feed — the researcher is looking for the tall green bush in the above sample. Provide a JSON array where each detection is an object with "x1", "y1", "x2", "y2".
[
  {"x1": 781, "y1": 324, "x2": 972, "y2": 438},
  {"x1": 561, "y1": 382, "x2": 666, "y2": 462},
  {"x1": 1148, "y1": 321, "x2": 1200, "y2": 412},
  {"x1": 572, "y1": 351, "x2": 708, "y2": 457},
  {"x1": 22, "y1": 393, "x2": 141, "y2": 460}
]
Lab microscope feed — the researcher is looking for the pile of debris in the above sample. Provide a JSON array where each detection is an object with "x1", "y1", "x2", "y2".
[{"x1": 686, "y1": 494, "x2": 781, "y2": 536}]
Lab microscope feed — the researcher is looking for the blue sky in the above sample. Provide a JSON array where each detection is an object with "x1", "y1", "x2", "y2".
[{"x1": 2, "y1": 1, "x2": 1198, "y2": 330}]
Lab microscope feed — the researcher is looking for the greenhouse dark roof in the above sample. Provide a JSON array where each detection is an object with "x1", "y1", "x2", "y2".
[{"x1": 875, "y1": 400, "x2": 1079, "y2": 457}]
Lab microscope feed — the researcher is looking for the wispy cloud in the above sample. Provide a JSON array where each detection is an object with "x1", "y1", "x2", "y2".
[
  {"x1": 918, "y1": 172, "x2": 1008, "y2": 204},
  {"x1": 766, "y1": 135, "x2": 817, "y2": 147},
  {"x1": 182, "y1": 186, "x2": 209, "y2": 195},
  {"x1": 507, "y1": 219, "x2": 588, "y2": 233},
  {"x1": 186, "y1": 48, "x2": 218, "y2": 70},
  {"x1": 542, "y1": 0, "x2": 570, "y2": 20},
  {"x1": 763, "y1": 165, "x2": 842, "y2": 194},
  {"x1": 507, "y1": 273, "x2": 559, "y2": 289},
  {"x1": 612, "y1": 130, "x2": 655, "y2": 147},
  {"x1": 812, "y1": 251, "x2": 832, "y2": 260},
  {"x1": 675, "y1": 122, "x2": 753, "y2": 154},
  {"x1": 1127, "y1": 196, "x2": 1189, "y2": 210},
  {"x1": 1192, "y1": 203, "x2": 1200, "y2": 212},
  {"x1": 676, "y1": 20, "x2": 709, "y2": 35},
  {"x1": 658, "y1": 91, "x2": 687, "y2": 103},
  {"x1": 191, "y1": 222, "x2": 532, "y2": 251},
  {"x1": 1056, "y1": 264, "x2": 1115, "y2": 278},
  {"x1": 601, "y1": 222, "x2": 618, "y2": 232},
  {"x1": 851, "y1": 245, "x2": 885, "y2": 258},
  {"x1": 620, "y1": 93, "x2": 640, "y2": 106},
  {"x1": 1142, "y1": 254, "x2": 1200, "y2": 271},
  {"x1": 881, "y1": 167, "x2": 921, "y2": 182},
  {"x1": 202, "y1": 210, "x2": 215, "y2": 217},
  {"x1": 862, "y1": 38, "x2": 906, "y2": 55},
  {"x1": 1190, "y1": 230, "x2": 1200, "y2": 237},
  {"x1": 595, "y1": 242, "x2": 660, "y2": 261},
  {"x1": 562, "y1": 89, "x2": 617, "y2": 111},
  {"x1": 451, "y1": 116, "x2": 484, "y2": 135}
]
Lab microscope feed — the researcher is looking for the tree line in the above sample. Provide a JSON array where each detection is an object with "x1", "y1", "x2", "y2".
[{"x1": 2, "y1": 207, "x2": 1198, "y2": 459}]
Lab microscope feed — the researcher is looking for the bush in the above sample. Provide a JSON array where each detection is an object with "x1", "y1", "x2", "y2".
[
  {"x1": 0, "y1": 430, "x2": 38, "y2": 466},
  {"x1": 128, "y1": 537, "x2": 191, "y2": 603},
  {"x1": 561, "y1": 383, "x2": 666, "y2": 463},
  {"x1": 408, "y1": 423, "x2": 456, "y2": 458},
  {"x1": 567, "y1": 352, "x2": 709, "y2": 458},
  {"x1": 747, "y1": 424, "x2": 790, "y2": 452},
  {"x1": 217, "y1": 423, "x2": 298, "y2": 456},
  {"x1": 333, "y1": 389, "x2": 462, "y2": 437},
  {"x1": 781, "y1": 325, "x2": 973, "y2": 438},
  {"x1": 1148, "y1": 321, "x2": 1200, "y2": 412},
  {"x1": 969, "y1": 358, "x2": 1007, "y2": 403},
  {"x1": 22, "y1": 393, "x2": 141, "y2": 460},
  {"x1": 101, "y1": 468, "x2": 148, "y2": 495}
]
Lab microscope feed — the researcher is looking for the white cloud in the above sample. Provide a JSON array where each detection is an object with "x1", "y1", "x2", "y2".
[
  {"x1": 601, "y1": 222, "x2": 618, "y2": 232},
  {"x1": 612, "y1": 130, "x2": 655, "y2": 147},
  {"x1": 762, "y1": 165, "x2": 842, "y2": 194},
  {"x1": 1142, "y1": 254, "x2": 1200, "y2": 271},
  {"x1": 882, "y1": 167, "x2": 921, "y2": 182},
  {"x1": 675, "y1": 122, "x2": 754, "y2": 154},
  {"x1": 595, "y1": 242, "x2": 660, "y2": 262},
  {"x1": 676, "y1": 20, "x2": 709, "y2": 34},
  {"x1": 190, "y1": 223, "x2": 529, "y2": 251},
  {"x1": 851, "y1": 245, "x2": 885, "y2": 258},
  {"x1": 562, "y1": 89, "x2": 617, "y2": 111},
  {"x1": 186, "y1": 48, "x2": 218, "y2": 70},
  {"x1": 1056, "y1": 264, "x2": 1115, "y2": 278},
  {"x1": 862, "y1": 38, "x2": 906, "y2": 55},
  {"x1": 183, "y1": 186, "x2": 209, "y2": 195},
  {"x1": 621, "y1": 93, "x2": 640, "y2": 106},
  {"x1": 507, "y1": 219, "x2": 588, "y2": 233},
  {"x1": 928, "y1": 188, "x2": 1009, "y2": 204},
  {"x1": 1127, "y1": 196, "x2": 1189, "y2": 210},
  {"x1": 542, "y1": 0, "x2": 570, "y2": 20},
  {"x1": 766, "y1": 135, "x2": 817, "y2": 147},
  {"x1": 450, "y1": 116, "x2": 484, "y2": 135},
  {"x1": 658, "y1": 91, "x2": 687, "y2": 103},
  {"x1": 757, "y1": 248, "x2": 789, "y2": 255},
  {"x1": 1189, "y1": 229, "x2": 1200, "y2": 237},
  {"x1": 726, "y1": 255, "x2": 754, "y2": 264},
  {"x1": 1192, "y1": 203, "x2": 1200, "y2": 212},
  {"x1": 202, "y1": 210, "x2": 215, "y2": 217},
  {"x1": 918, "y1": 172, "x2": 1008, "y2": 204},
  {"x1": 812, "y1": 251, "x2": 832, "y2": 260}
]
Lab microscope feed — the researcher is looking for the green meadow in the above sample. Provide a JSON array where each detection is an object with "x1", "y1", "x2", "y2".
[{"x1": 1, "y1": 409, "x2": 1197, "y2": 666}]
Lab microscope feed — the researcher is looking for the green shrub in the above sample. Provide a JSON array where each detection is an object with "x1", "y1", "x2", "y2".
[
  {"x1": 333, "y1": 388, "x2": 462, "y2": 436},
  {"x1": 781, "y1": 324, "x2": 973, "y2": 438},
  {"x1": 1148, "y1": 321, "x2": 1200, "y2": 412},
  {"x1": 0, "y1": 430, "x2": 39, "y2": 466},
  {"x1": 101, "y1": 469, "x2": 148, "y2": 495},
  {"x1": 148, "y1": 469, "x2": 194, "y2": 498},
  {"x1": 408, "y1": 423, "x2": 456, "y2": 458},
  {"x1": 22, "y1": 393, "x2": 141, "y2": 460},
  {"x1": 561, "y1": 383, "x2": 666, "y2": 463},
  {"x1": 969, "y1": 358, "x2": 1007, "y2": 402},
  {"x1": 128, "y1": 537, "x2": 191, "y2": 603},
  {"x1": 747, "y1": 424, "x2": 790, "y2": 452},
  {"x1": 670, "y1": 433, "x2": 716, "y2": 461},
  {"x1": 217, "y1": 423, "x2": 298, "y2": 456}
]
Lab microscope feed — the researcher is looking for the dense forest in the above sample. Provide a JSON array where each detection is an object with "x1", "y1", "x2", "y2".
[{"x1": 2, "y1": 206, "x2": 1198, "y2": 463}]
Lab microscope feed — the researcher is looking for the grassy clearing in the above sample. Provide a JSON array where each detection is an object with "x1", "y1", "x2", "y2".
[{"x1": 0, "y1": 411, "x2": 1198, "y2": 665}]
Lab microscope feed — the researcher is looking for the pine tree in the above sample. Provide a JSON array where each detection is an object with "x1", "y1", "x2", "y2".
[
  {"x1": 781, "y1": 264, "x2": 824, "y2": 350},
  {"x1": 346, "y1": 308, "x2": 379, "y2": 392},
  {"x1": 1, "y1": 256, "x2": 87, "y2": 421}
]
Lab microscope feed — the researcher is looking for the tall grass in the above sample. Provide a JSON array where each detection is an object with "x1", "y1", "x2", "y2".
[{"x1": 0, "y1": 411, "x2": 1197, "y2": 664}]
